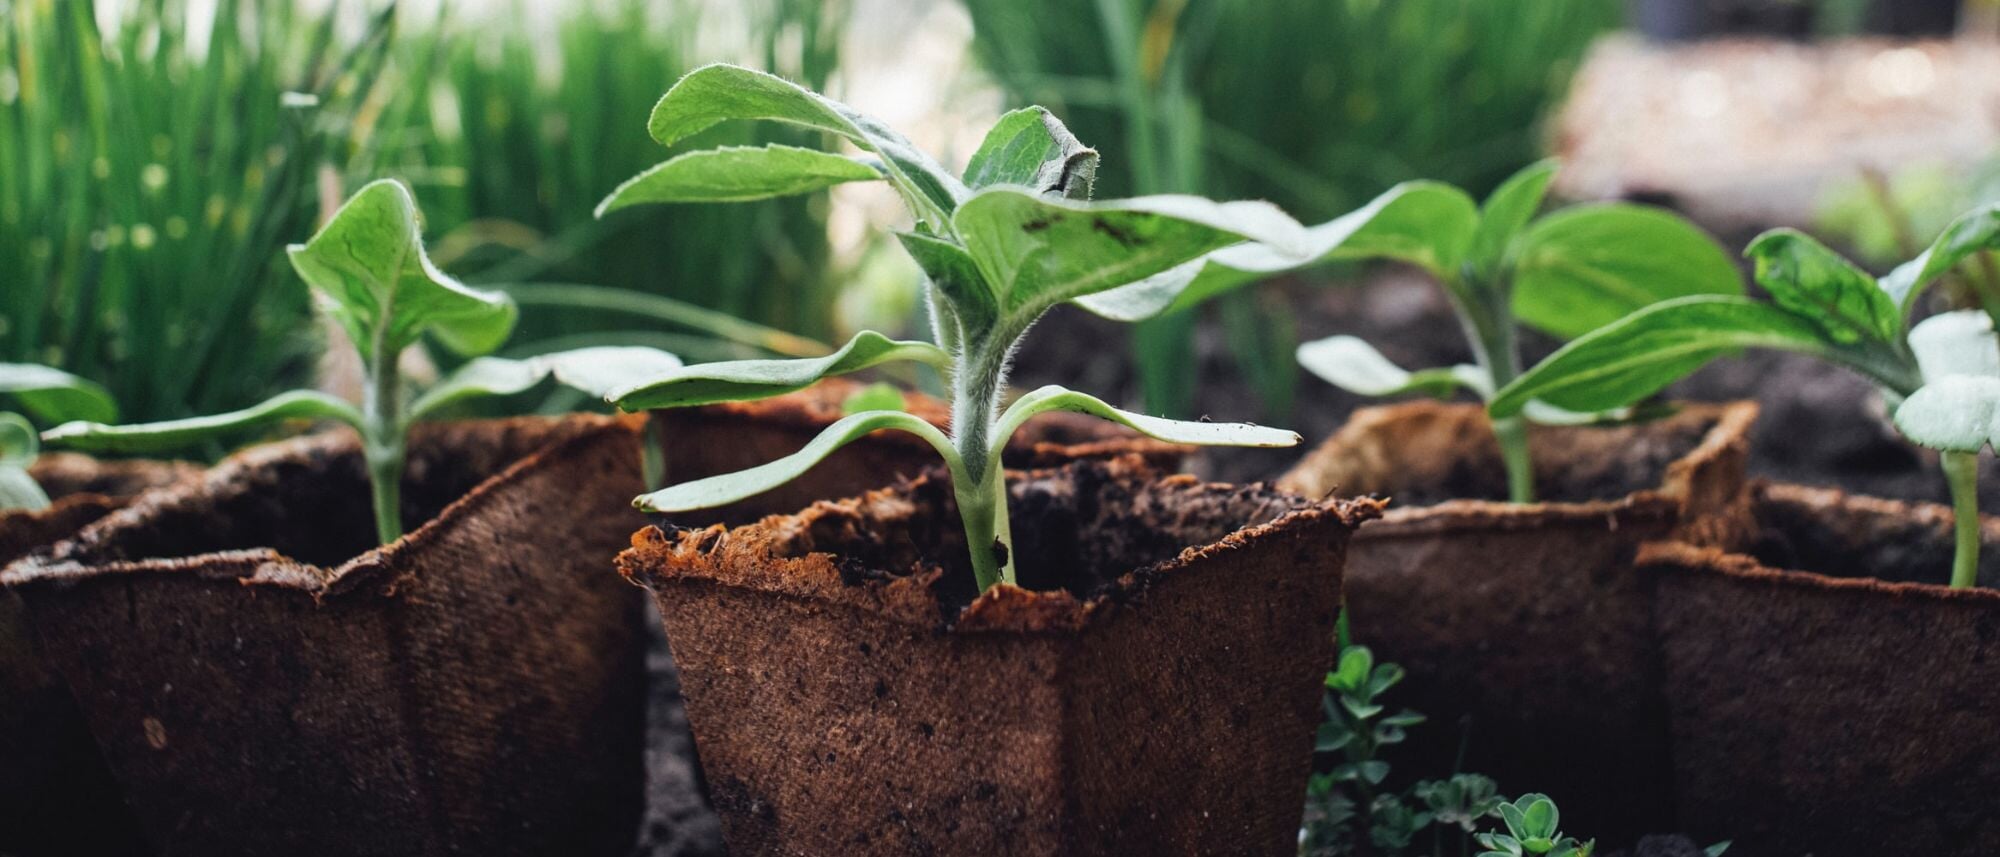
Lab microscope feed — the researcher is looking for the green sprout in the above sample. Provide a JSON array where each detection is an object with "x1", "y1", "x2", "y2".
[
  {"x1": 1474, "y1": 794, "x2": 1593, "y2": 857},
  {"x1": 0, "y1": 364, "x2": 121, "y2": 511},
  {"x1": 594, "y1": 64, "x2": 1305, "y2": 591},
  {"x1": 1494, "y1": 204, "x2": 2000, "y2": 588},
  {"x1": 1073, "y1": 160, "x2": 1739, "y2": 503},
  {"x1": 41, "y1": 180, "x2": 681, "y2": 544}
]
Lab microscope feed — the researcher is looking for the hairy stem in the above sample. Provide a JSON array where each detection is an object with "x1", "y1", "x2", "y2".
[
  {"x1": 950, "y1": 334, "x2": 1017, "y2": 588},
  {"x1": 957, "y1": 466, "x2": 1014, "y2": 592},
  {"x1": 362, "y1": 346, "x2": 405, "y2": 546},
  {"x1": 1945, "y1": 450, "x2": 1982, "y2": 589}
]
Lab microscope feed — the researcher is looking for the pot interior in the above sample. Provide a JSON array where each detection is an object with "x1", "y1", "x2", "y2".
[
  {"x1": 54, "y1": 420, "x2": 575, "y2": 570},
  {"x1": 1745, "y1": 487, "x2": 2000, "y2": 588},
  {"x1": 780, "y1": 459, "x2": 1316, "y2": 614}
]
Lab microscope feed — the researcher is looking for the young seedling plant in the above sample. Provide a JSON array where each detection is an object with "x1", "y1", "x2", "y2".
[
  {"x1": 40, "y1": 179, "x2": 683, "y2": 545},
  {"x1": 1073, "y1": 160, "x2": 1740, "y2": 503},
  {"x1": 1495, "y1": 204, "x2": 2000, "y2": 588},
  {"x1": 593, "y1": 63, "x2": 1307, "y2": 591},
  {"x1": 0, "y1": 364, "x2": 120, "y2": 511}
]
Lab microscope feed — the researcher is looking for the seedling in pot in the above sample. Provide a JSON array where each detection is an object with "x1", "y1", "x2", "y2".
[
  {"x1": 1494, "y1": 204, "x2": 2000, "y2": 588},
  {"x1": 594, "y1": 63, "x2": 1307, "y2": 591},
  {"x1": 0, "y1": 364, "x2": 120, "y2": 511},
  {"x1": 40, "y1": 179, "x2": 682, "y2": 544},
  {"x1": 1074, "y1": 160, "x2": 1740, "y2": 503}
]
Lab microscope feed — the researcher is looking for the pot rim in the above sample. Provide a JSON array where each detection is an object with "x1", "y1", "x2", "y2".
[
  {"x1": 620, "y1": 454, "x2": 1382, "y2": 635},
  {"x1": 0, "y1": 414, "x2": 639, "y2": 602}
]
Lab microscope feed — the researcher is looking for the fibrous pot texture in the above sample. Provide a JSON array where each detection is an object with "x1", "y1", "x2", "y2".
[{"x1": 621, "y1": 455, "x2": 1379, "y2": 857}]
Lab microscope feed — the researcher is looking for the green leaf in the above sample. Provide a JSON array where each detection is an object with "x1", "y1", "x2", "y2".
[
  {"x1": 1909, "y1": 309, "x2": 2000, "y2": 382},
  {"x1": 1746, "y1": 229, "x2": 1899, "y2": 345},
  {"x1": 0, "y1": 363, "x2": 118, "y2": 425},
  {"x1": 595, "y1": 145, "x2": 881, "y2": 215},
  {"x1": 641, "y1": 63, "x2": 966, "y2": 228},
  {"x1": 1330, "y1": 646, "x2": 1373, "y2": 692},
  {"x1": 1296, "y1": 335, "x2": 1487, "y2": 399},
  {"x1": 0, "y1": 466, "x2": 48, "y2": 512},
  {"x1": 1072, "y1": 180, "x2": 1478, "y2": 321},
  {"x1": 898, "y1": 231, "x2": 997, "y2": 343},
  {"x1": 43, "y1": 390, "x2": 364, "y2": 456},
  {"x1": 0, "y1": 412, "x2": 36, "y2": 467},
  {"x1": 634, "y1": 409, "x2": 957, "y2": 513},
  {"x1": 1511, "y1": 203, "x2": 1741, "y2": 340},
  {"x1": 952, "y1": 186, "x2": 1308, "y2": 323},
  {"x1": 1490, "y1": 296, "x2": 1833, "y2": 418},
  {"x1": 841, "y1": 382, "x2": 905, "y2": 415},
  {"x1": 988, "y1": 385, "x2": 1298, "y2": 466},
  {"x1": 1469, "y1": 159, "x2": 1558, "y2": 278},
  {"x1": 1881, "y1": 203, "x2": 2000, "y2": 316},
  {"x1": 962, "y1": 107, "x2": 1097, "y2": 198},
  {"x1": 1521, "y1": 796, "x2": 1559, "y2": 839},
  {"x1": 1893, "y1": 376, "x2": 2000, "y2": 453},
  {"x1": 287, "y1": 179, "x2": 517, "y2": 362},
  {"x1": 609, "y1": 331, "x2": 949, "y2": 411},
  {"x1": 406, "y1": 346, "x2": 685, "y2": 420}
]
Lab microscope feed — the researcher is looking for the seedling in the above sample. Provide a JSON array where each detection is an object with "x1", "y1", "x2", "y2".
[
  {"x1": 1474, "y1": 794, "x2": 1593, "y2": 857},
  {"x1": 594, "y1": 64, "x2": 1306, "y2": 591},
  {"x1": 0, "y1": 363, "x2": 119, "y2": 511},
  {"x1": 1495, "y1": 204, "x2": 2000, "y2": 588},
  {"x1": 1075, "y1": 160, "x2": 1740, "y2": 503},
  {"x1": 42, "y1": 180, "x2": 682, "y2": 544}
]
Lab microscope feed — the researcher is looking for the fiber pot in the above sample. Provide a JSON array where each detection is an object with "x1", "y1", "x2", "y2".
[
  {"x1": 1276, "y1": 401, "x2": 1758, "y2": 843},
  {"x1": 620, "y1": 455, "x2": 1379, "y2": 857},
  {"x1": 1642, "y1": 482, "x2": 2000, "y2": 856},
  {"x1": 2, "y1": 454, "x2": 196, "y2": 857},
  {"x1": 2, "y1": 416, "x2": 649, "y2": 857}
]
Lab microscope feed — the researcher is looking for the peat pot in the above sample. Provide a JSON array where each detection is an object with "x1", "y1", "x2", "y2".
[
  {"x1": 1641, "y1": 482, "x2": 2000, "y2": 856},
  {"x1": 2, "y1": 416, "x2": 650, "y2": 857},
  {"x1": 1276, "y1": 400, "x2": 1759, "y2": 843},
  {"x1": 1, "y1": 454, "x2": 195, "y2": 857},
  {"x1": 620, "y1": 455, "x2": 1379, "y2": 857}
]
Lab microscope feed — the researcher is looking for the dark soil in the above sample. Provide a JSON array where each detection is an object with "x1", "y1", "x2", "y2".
[{"x1": 1605, "y1": 834, "x2": 1710, "y2": 857}]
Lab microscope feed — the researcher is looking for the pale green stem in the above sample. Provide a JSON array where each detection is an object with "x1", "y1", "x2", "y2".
[
  {"x1": 950, "y1": 334, "x2": 1017, "y2": 589},
  {"x1": 1493, "y1": 416, "x2": 1535, "y2": 505},
  {"x1": 642, "y1": 413, "x2": 669, "y2": 492},
  {"x1": 1944, "y1": 450, "x2": 1981, "y2": 589},
  {"x1": 1447, "y1": 279, "x2": 1536, "y2": 504},
  {"x1": 362, "y1": 347, "x2": 405, "y2": 546}
]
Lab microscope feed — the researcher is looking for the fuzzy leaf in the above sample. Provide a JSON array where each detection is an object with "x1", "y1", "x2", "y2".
[
  {"x1": 1908, "y1": 310, "x2": 2000, "y2": 382},
  {"x1": 1469, "y1": 159, "x2": 1558, "y2": 277},
  {"x1": 634, "y1": 410, "x2": 955, "y2": 513},
  {"x1": 1746, "y1": 229, "x2": 1900, "y2": 345},
  {"x1": 0, "y1": 363, "x2": 118, "y2": 425},
  {"x1": 962, "y1": 107, "x2": 1097, "y2": 198},
  {"x1": 1894, "y1": 377, "x2": 2000, "y2": 453},
  {"x1": 408, "y1": 346, "x2": 685, "y2": 420},
  {"x1": 1512, "y1": 204, "x2": 1740, "y2": 340},
  {"x1": 899, "y1": 231, "x2": 997, "y2": 341},
  {"x1": 1073, "y1": 180, "x2": 1478, "y2": 321},
  {"x1": 1880, "y1": 203, "x2": 2000, "y2": 316},
  {"x1": 609, "y1": 331, "x2": 949, "y2": 411},
  {"x1": 1490, "y1": 296, "x2": 1831, "y2": 418},
  {"x1": 288, "y1": 179, "x2": 517, "y2": 362},
  {"x1": 641, "y1": 63, "x2": 966, "y2": 227},
  {"x1": 596, "y1": 145, "x2": 881, "y2": 215},
  {"x1": 1296, "y1": 335, "x2": 1487, "y2": 399},
  {"x1": 43, "y1": 390, "x2": 363, "y2": 456},
  {"x1": 953, "y1": 186, "x2": 1308, "y2": 323},
  {"x1": 990, "y1": 385, "x2": 1298, "y2": 464}
]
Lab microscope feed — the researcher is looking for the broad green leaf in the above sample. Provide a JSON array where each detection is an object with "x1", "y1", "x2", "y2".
[
  {"x1": 989, "y1": 385, "x2": 1297, "y2": 465},
  {"x1": 0, "y1": 467, "x2": 47, "y2": 512},
  {"x1": 595, "y1": 145, "x2": 881, "y2": 215},
  {"x1": 0, "y1": 414, "x2": 45, "y2": 511},
  {"x1": 1295, "y1": 335, "x2": 1486, "y2": 399},
  {"x1": 609, "y1": 331, "x2": 949, "y2": 411},
  {"x1": 406, "y1": 347, "x2": 684, "y2": 420},
  {"x1": 1511, "y1": 203, "x2": 1740, "y2": 340},
  {"x1": 288, "y1": 179, "x2": 517, "y2": 361},
  {"x1": 1521, "y1": 796, "x2": 1559, "y2": 838},
  {"x1": 952, "y1": 186, "x2": 1308, "y2": 322},
  {"x1": 898, "y1": 231, "x2": 997, "y2": 341},
  {"x1": 962, "y1": 107, "x2": 1097, "y2": 198},
  {"x1": 0, "y1": 363, "x2": 118, "y2": 424},
  {"x1": 642, "y1": 63, "x2": 967, "y2": 227},
  {"x1": 840, "y1": 382, "x2": 905, "y2": 415},
  {"x1": 1908, "y1": 310, "x2": 2000, "y2": 382},
  {"x1": 1893, "y1": 376, "x2": 2000, "y2": 453},
  {"x1": 1490, "y1": 296, "x2": 1831, "y2": 418},
  {"x1": 1073, "y1": 181, "x2": 1478, "y2": 321},
  {"x1": 43, "y1": 390, "x2": 363, "y2": 456},
  {"x1": 634, "y1": 409, "x2": 956, "y2": 513},
  {"x1": 1881, "y1": 203, "x2": 2000, "y2": 316},
  {"x1": 1469, "y1": 158, "x2": 1558, "y2": 278},
  {"x1": 1746, "y1": 229, "x2": 1899, "y2": 345}
]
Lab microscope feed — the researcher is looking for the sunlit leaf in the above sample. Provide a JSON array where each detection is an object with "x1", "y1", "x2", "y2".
[
  {"x1": 596, "y1": 145, "x2": 882, "y2": 215},
  {"x1": 1880, "y1": 203, "x2": 2000, "y2": 316},
  {"x1": 1893, "y1": 376, "x2": 2000, "y2": 453},
  {"x1": 405, "y1": 346, "x2": 684, "y2": 420},
  {"x1": 1908, "y1": 309, "x2": 2000, "y2": 382},
  {"x1": 989, "y1": 385, "x2": 1297, "y2": 464},
  {"x1": 634, "y1": 409, "x2": 956, "y2": 513},
  {"x1": 1295, "y1": 335, "x2": 1486, "y2": 398},
  {"x1": 609, "y1": 331, "x2": 949, "y2": 411},
  {"x1": 1512, "y1": 203, "x2": 1740, "y2": 340},
  {"x1": 1468, "y1": 158, "x2": 1558, "y2": 278},
  {"x1": 840, "y1": 382, "x2": 905, "y2": 415},
  {"x1": 43, "y1": 390, "x2": 363, "y2": 455},
  {"x1": 1745, "y1": 229, "x2": 1899, "y2": 345},
  {"x1": 962, "y1": 107, "x2": 1097, "y2": 198},
  {"x1": 0, "y1": 363, "x2": 118, "y2": 425}
]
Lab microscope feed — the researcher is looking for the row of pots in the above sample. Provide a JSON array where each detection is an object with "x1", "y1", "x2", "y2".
[{"x1": 0, "y1": 383, "x2": 1992, "y2": 856}]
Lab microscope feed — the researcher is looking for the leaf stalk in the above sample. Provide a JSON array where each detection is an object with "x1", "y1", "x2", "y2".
[{"x1": 1944, "y1": 450, "x2": 1981, "y2": 589}]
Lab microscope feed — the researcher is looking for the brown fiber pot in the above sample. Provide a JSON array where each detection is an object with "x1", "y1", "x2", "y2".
[
  {"x1": 1276, "y1": 401, "x2": 1759, "y2": 843},
  {"x1": 620, "y1": 455, "x2": 1380, "y2": 857},
  {"x1": 2, "y1": 455, "x2": 196, "y2": 857},
  {"x1": 2, "y1": 416, "x2": 649, "y2": 857},
  {"x1": 1641, "y1": 482, "x2": 2000, "y2": 856}
]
